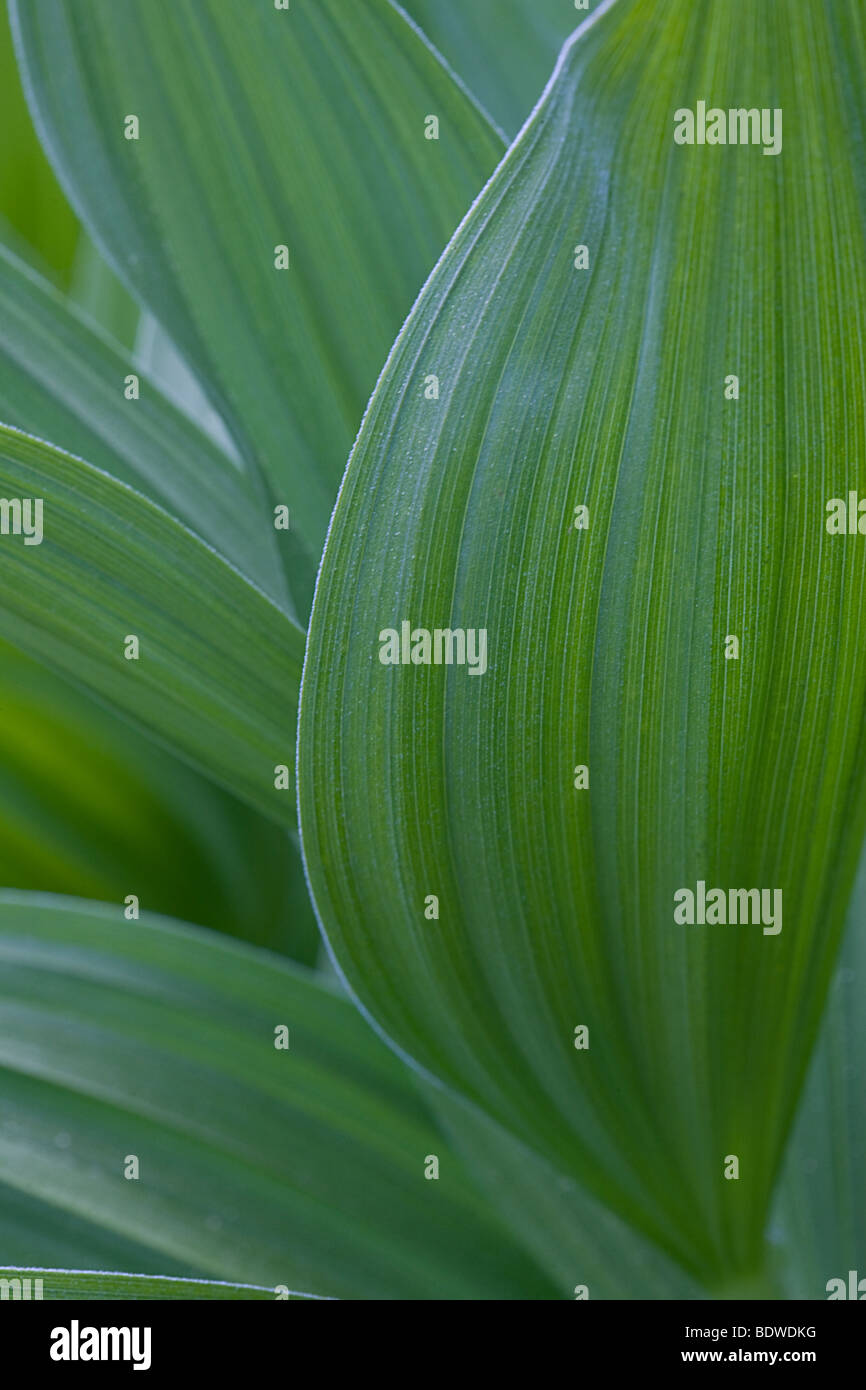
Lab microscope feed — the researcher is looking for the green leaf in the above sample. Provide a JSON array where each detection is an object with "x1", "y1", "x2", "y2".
[
  {"x1": 299, "y1": 0, "x2": 866, "y2": 1289},
  {"x1": 0, "y1": 424, "x2": 301, "y2": 825},
  {"x1": 0, "y1": 638, "x2": 318, "y2": 962},
  {"x1": 0, "y1": 893, "x2": 554, "y2": 1299},
  {"x1": 0, "y1": 1268, "x2": 313, "y2": 1300},
  {"x1": 404, "y1": 0, "x2": 581, "y2": 137},
  {"x1": 771, "y1": 852, "x2": 866, "y2": 1299},
  {"x1": 12, "y1": 0, "x2": 503, "y2": 605},
  {"x1": 0, "y1": 242, "x2": 288, "y2": 612}
]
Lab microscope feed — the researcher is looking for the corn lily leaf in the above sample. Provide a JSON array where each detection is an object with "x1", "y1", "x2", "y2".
[
  {"x1": 0, "y1": 893, "x2": 554, "y2": 1300},
  {"x1": 299, "y1": 0, "x2": 866, "y2": 1290},
  {"x1": 11, "y1": 0, "x2": 503, "y2": 606},
  {"x1": 404, "y1": 0, "x2": 579, "y2": 136},
  {"x1": 0, "y1": 242, "x2": 287, "y2": 612},
  {"x1": 0, "y1": 424, "x2": 300, "y2": 825}
]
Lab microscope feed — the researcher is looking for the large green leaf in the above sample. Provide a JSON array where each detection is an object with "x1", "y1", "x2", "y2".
[
  {"x1": 0, "y1": 894, "x2": 554, "y2": 1299},
  {"x1": 404, "y1": 0, "x2": 581, "y2": 136},
  {"x1": 11, "y1": 0, "x2": 503, "y2": 606},
  {"x1": 0, "y1": 424, "x2": 301, "y2": 824},
  {"x1": 299, "y1": 0, "x2": 866, "y2": 1289},
  {"x1": 0, "y1": 242, "x2": 287, "y2": 611}
]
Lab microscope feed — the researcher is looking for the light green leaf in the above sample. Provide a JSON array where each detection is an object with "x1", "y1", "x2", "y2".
[
  {"x1": 404, "y1": 0, "x2": 581, "y2": 137},
  {"x1": 12, "y1": 0, "x2": 504, "y2": 606},
  {"x1": 299, "y1": 0, "x2": 866, "y2": 1289},
  {"x1": 0, "y1": 1268, "x2": 313, "y2": 1300},
  {"x1": 0, "y1": 424, "x2": 301, "y2": 825},
  {"x1": 0, "y1": 893, "x2": 555, "y2": 1299},
  {"x1": 0, "y1": 242, "x2": 288, "y2": 612},
  {"x1": 68, "y1": 231, "x2": 139, "y2": 351},
  {"x1": 0, "y1": 6, "x2": 77, "y2": 281}
]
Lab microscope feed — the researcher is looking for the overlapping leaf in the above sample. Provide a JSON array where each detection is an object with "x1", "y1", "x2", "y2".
[
  {"x1": 404, "y1": 0, "x2": 580, "y2": 136},
  {"x1": 0, "y1": 425, "x2": 301, "y2": 824},
  {"x1": 12, "y1": 0, "x2": 504, "y2": 608},
  {"x1": 299, "y1": 0, "x2": 866, "y2": 1289},
  {"x1": 0, "y1": 243, "x2": 287, "y2": 610},
  {"x1": 0, "y1": 894, "x2": 554, "y2": 1299}
]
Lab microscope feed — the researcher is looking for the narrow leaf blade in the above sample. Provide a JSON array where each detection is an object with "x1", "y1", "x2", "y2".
[
  {"x1": 0, "y1": 893, "x2": 554, "y2": 1299},
  {"x1": 0, "y1": 424, "x2": 301, "y2": 825},
  {"x1": 0, "y1": 242, "x2": 288, "y2": 611}
]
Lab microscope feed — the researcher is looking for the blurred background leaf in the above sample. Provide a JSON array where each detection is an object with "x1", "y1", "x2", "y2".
[
  {"x1": 0, "y1": 638, "x2": 317, "y2": 960},
  {"x1": 0, "y1": 894, "x2": 555, "y2": 1299}
]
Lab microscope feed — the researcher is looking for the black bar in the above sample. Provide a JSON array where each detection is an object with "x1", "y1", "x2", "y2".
[{"x1": 2, "y1": 1297, "x2": 862, "y2": 1376}]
